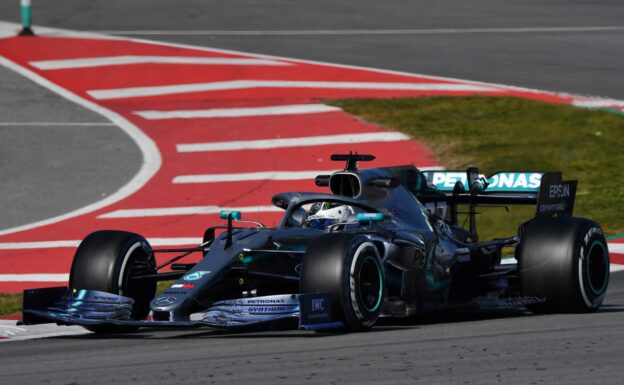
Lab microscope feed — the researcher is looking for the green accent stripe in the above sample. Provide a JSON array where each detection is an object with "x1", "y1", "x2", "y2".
[
  {"x1": 604, "y1": 108, "x2": 624, "y2": 116},
  {"x1": 361, "y1": 255, "x2": 383, "y2": 313},
  {"x1": 21, "y1": 6, "x2": 31, "y2": 29},
  {"x1": 606, "y1": 233, "x2": 624, "y2": 240}
]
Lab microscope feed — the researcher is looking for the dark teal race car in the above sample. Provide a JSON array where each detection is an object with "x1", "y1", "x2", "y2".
[{"x1": 21, "y1": 153, "x2": 610, "y2": 333}]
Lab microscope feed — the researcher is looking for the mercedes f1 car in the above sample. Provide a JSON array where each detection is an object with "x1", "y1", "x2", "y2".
[{"x1": 21, "y1": 153, "x2": 610, "y2": 333}]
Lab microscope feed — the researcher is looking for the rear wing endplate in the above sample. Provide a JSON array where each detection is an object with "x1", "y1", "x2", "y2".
[{"x1": 535, "y1": 172, "x2": 577, "y2": 217}]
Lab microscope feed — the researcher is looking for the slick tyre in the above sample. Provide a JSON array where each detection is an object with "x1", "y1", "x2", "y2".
[
  {"x1": 70, "y1": 230, "x2": 157, "y2": 332},
  {"x1": 518, "y1": 217, "x2": 609, "y2": 313},
  {"x1": 301, "y1": 234, "x2": 385, "y2": 331}
]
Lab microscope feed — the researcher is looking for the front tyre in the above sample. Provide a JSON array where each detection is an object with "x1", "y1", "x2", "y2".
[
  {"x1": 301, "y1": 234, "x2": 385, "y2": 331},
  {"x1": 518, "y1": 217, "x2": 609, "y2": 313},
  {"x1": 69, "y1": 230, "x2": 157, "y2": 332}
]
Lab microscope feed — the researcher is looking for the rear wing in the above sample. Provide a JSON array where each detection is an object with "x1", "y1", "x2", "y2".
[
  {"x1": 421, "y1": 169, "x2": 577, "y2": 216},
  {"x1": 418, "y1": 168, "x2": 576, "y2": 242}
]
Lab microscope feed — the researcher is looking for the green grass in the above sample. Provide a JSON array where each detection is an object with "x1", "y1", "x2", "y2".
[
  {"x1": 329, "y1": 96, "x2": 624, "y2": 239},
  {"x1": 0, "y1": 293, "x2": 22, "y2": 316}
]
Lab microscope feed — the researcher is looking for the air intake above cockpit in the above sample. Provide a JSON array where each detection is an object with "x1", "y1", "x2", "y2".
[{"x1": 330, "y1": 172, "x2": 361, "y2": 198}]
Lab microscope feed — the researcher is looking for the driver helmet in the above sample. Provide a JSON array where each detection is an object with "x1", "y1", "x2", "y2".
[{"x1": 306, "y1": 202, "x2": 355, "y2": 229}]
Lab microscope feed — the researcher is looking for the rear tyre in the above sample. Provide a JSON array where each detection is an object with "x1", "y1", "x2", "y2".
[
  {"x1": 69, "y1": 230, "x2": 157, "y2": 332},
  {"x1": 301, "y1": 234, "x2": 385, "y2": 331},
  {"x1": 518, "y1": 217, "x2": 609, "y2": 313}
]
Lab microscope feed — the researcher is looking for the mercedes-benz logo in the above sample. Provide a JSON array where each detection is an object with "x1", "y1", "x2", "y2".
[{"x1": 154, "y1": 297, "x2": 177, "y2": 306}]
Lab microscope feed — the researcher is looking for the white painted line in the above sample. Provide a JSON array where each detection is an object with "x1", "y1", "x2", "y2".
[
  {"x1": 609, "y1": 243, "x2": 624, "y2": 254},
  {"x1": 0, "y1": 122, "x2": 115, "y2": 126},
  {"x1": 0, "y1": 56, "x2": 162, "y2": 237},
  {"x1": 611, "y1": 265, "x2": 624, "y2": 273},
  {"x1": 0, "y1": 237, "x2": 205, "y2": 250},
  {"x1": 572, "y1": 100, "x2": 624, "y2": 108},
  {"x1": 173, "y1": 170, "x2": 334, "y2": 184},
  {"x1": 0, "y1": 241, "x2": 79, "y2": 250},
  {"x1": 0, "y1": 20, "x2": 128, "y2": 41},
  {"x1": 149, "y1": 237, "x2": 203, "y2": 245},
  {"x1": 88, "y1": 80, "x2": 500, "y2": 100},
  {"x1": 100, "y1": 205, "x2": 281, "y2": 218},
  {"x1": 493, "y1": 258, "x2": 624, "y2": 272},
  {"x1": 0, "y1": 21, "x2": 20, "y2": 39},
  {"x1": 173, "y1": 167, "x2": 442, "y2": 184},
  {"x1": 30, "y1": 55, "x2": 289, "y2": 70},
  {"x1": 0, "y1": 320, "x2": 91, "y2": 342},
  {"x1": 135, "y1": 103, "x2": 340, "y2": 120},
  {"x1": 0, "y1": 274, "x2": 68, "y2": 282},
  {"x1": 177, "y1": 132, "x2": 410, "y2": 152},
  {"x1": 93, "y1": 26, "x2": 624, "y2": 36}
]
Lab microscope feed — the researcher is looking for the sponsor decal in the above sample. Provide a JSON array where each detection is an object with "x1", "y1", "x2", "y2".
[
  {"x1": 455, "y1": 248, "x2": 471, "y2": 262},
  {"x1": 154, "y1": 297, "x2": 177, "y2": 306},
  {"x1": 183, "y1": 271, "x2": 211, "y2": 281},
  {"x1": 584, "y1": 227, "x2": 602, "y2": 244},
  {"x1": 245, "y1": 298, "x2": 286, "y2": 305},
  {"x1": 425, "y1": 171, "x2": 542, "y2": 192},
  {"x1": 299, "y1": 293, "x2": 332, "y2": 324},
  {"x1": 311, "y1": 297, "x2": 326, "y2": 312},
  {"x1": 538, "y1": 202, "x2": 565, "y2": 212},
  {"x1": 487, "y1": 173, "x2": 542, "y2": 192},
  {"x1": 549, "y1": 183, "x2": 570, "y2": 199},
  {"x1": 536, "y1": 172, "x2": 577, "y2": 217},
  {"x1": 248, "y1": 306, "x2": 291, "y2": 313},
  {"x1": 171, "y1": 283, "x2": 195, "y2": 289}
]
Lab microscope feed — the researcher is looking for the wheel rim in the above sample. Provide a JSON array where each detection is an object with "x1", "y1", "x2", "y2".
[
  {"x1": 357, "y1": 255, "x2": 383, "y2": 313},
  {"x1": 586, "y1": 241, "x2": 608, "y2": 295}
]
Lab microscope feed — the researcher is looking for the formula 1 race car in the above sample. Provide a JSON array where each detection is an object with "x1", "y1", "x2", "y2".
[{"x1": 21, "y1": 153, "x2": 610, "y2": 333}]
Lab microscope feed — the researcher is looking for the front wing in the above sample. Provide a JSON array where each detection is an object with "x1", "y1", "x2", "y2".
[{"x1": 21, "y1": 287, "x2": 340, "y2": 331}]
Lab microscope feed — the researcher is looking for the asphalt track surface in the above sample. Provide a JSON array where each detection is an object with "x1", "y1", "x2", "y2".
[
  {"x1": 1, "y1": 0, "x2": 623, "y2": 98},
  {"x1": 0, "y1": 65, "x2": 141, "y2": 230},
  {"x1": 1, "y1": 1, "x2": 624, "y2": 384},
  {"x1": 0, "y1": 272, "x2": 623, "y2": 385}
]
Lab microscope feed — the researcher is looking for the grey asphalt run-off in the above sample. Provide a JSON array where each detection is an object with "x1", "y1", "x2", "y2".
[
  {"x1": 0, "y1": 1, "x2": 623, "y2": 384},
  {"x1": 2, "y1": 0, "x2": 623, "y2": 98},
  {"x1": 0, "y1": 65, "x2": 141, "y2": 230}
]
